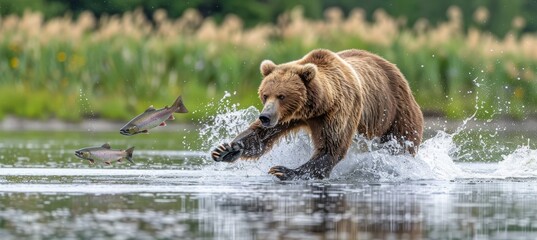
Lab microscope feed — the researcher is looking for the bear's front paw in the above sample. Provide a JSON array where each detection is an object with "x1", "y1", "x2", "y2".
[
  {"x1": 211, "y1": 142, "x2": 243, "y2": 162},
  {"x1": 268, "y1": 166, "x2": 299, "y2": 180}
]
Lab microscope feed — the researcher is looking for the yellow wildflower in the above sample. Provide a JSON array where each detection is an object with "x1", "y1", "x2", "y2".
[
  {"x1": 514, "y1": 87, "x2": 524, "y2": 99},
  {"x1": 57, "y1": 52, "x2": 67, "y2": 62},
  {"x1": 10, "y1": 57, "x2": 19, "y2": 69}
]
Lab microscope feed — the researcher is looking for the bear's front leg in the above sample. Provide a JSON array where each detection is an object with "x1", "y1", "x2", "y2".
[
  {"x1": 269, "y1": 154, "x2": 333, "y2": 180},
  {"x1": 211, "y1": 120, "x2": 306, "y2": 162},
  {"x1": 211, "y1": 142, "x2": 244, "y2": 162},
  {"x1": 211, "y1": 121, "x2": 264, "y2": 163}
]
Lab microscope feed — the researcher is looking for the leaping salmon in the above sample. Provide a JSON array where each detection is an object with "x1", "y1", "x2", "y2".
[
  {"x1": 75, "y1": 143, "x2": 135, "y2": 165},
  {"x1": 120, "y1": 95, "x2": 188, "y2": 136}
]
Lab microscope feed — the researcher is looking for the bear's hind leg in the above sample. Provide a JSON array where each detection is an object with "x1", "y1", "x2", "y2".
[
  {"x1": 269, "y1": 153, "x2": 334, "y2": 180},
  {"x1": 380, "y1": 119, "x2": 422, "y2": 155},
  {"x1": 269, "y1": 116, "x2": 357, "y2": 180}
]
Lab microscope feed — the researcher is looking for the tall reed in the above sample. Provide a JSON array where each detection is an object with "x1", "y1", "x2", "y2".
[{"x1": 1, "y1": 7, "x2": 535, "y2": 121}]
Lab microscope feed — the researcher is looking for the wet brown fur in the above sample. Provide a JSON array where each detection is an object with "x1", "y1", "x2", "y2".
[{"x1": 224, "y1": 49, "x2": 423, "y2": 179}]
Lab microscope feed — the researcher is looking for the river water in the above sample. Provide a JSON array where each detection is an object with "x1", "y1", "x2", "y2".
[{"x1": 1, "y1": 105, "x2": 536, "y2": 239}]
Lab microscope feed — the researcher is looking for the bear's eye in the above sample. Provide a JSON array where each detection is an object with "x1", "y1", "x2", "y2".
[
  {"x1": 262, "y1": 94, "x2": 268, "y2": 102},
  {"x1": 278, "y1": 95, "x2": 285, "y2": 100}
]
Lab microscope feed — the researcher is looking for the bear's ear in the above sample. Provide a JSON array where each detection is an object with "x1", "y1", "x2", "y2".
[
  {"x1": 260, "y1": 60, "x2": 276, "y2": 77},
  {"x1": 298, "y1": 63, "x2": 317, "y2": 82}
]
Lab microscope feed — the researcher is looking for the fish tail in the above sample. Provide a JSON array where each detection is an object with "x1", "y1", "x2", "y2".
[
  {"x1": 172, "y1": 95, "x2": 188, "y2": 113},
  {"x1": 125, "y1": 147, "x2": 135, "y2": 164}
]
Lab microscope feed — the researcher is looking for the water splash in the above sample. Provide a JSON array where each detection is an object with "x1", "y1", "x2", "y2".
[
  {"x1": 198, "y1": 91, "x2": 258, "y2": 151},
  {"x1": 495, "y1": 146, "x2": 537, "y2": 178},
  {"x1": 79, "y1": 88, "x2": 96, "y2": 132},
  {"x1": 198, "y1": 95, "x2": 536, "y2": 181}
]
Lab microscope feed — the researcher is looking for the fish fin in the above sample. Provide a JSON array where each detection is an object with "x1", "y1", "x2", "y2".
[
  {"x1": 144, "y1": 105, "x2": 156, "y2": 113},
  {"x1": 159, "y1": 121, "x2": 167, "y2": 127},
  {"x1": 88, "y1": 159, "x2": 95, "y2": 164},
  {"x1": 101, "y1": 143, "x2": 111, "y2": 149},
  {"x1": 172, "y1": 95, "x2": 188, "y2": 113},
  {"x1": 167, "y1": 115, "x2": 175, "y2": 120},
  {"x1": 125, "y1": 147, "x2": 135, "y2": 164},
  {"x1": 142, "y1": 130, "x2": 149, "y2": 134},
  {"x1": 104, "y1": 161, "x2": 111, "y2": 165}
]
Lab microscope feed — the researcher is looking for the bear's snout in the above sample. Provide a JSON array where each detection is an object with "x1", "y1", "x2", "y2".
[
  {"x1": 259, "y1": 102, "x2": 278, "y2": 127},
  {"x1": 259, "y1": 114, "x2": 271, "y2": 126}
]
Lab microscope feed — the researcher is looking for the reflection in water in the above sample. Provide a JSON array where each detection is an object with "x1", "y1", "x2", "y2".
[
  {"x1": 1, "y1": 129, "x2": 537, "y2": 239},
  {"x1": 2, "y1": 180, "x2": 537, "y2": 239},
  {"x1": 212, "y1": 183, "x2": 424, "y2": 240},
  {"x1": 202, "y1": 181, "x2": 537, "y2": 239}
]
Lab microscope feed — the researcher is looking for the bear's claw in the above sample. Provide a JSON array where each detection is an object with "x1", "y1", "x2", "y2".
[
  {"x1": 211, "y1": 142, "x2": 243, "y2": 162},
  {"x1": 268, "y1": 166, "x2": 298, "y2": 180}
]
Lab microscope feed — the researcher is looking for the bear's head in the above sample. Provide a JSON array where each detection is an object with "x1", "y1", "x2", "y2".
[{"x1": 257, "y1": 60, "x2": 317, "y2": 128}]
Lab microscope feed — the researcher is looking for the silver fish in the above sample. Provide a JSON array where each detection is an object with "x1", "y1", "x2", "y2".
[
  {"x1": 75, "y1": 143, "x2": 134, "y2": 165},
  {"x1": 120, "y1": 95, "x2": 188, "y2": 136}
]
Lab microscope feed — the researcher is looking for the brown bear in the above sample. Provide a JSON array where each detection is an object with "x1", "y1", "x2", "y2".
[{"x1": 211, "y1": 49, "x2": 424, "y2": 180}]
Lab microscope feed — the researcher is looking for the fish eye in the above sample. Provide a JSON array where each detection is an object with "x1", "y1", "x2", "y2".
[{"x1": 129, "y1": 126, "x2": 138, "y2": 134}]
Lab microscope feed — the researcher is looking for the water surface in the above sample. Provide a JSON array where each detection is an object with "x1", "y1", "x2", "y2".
[{"x1": 1, "y1": 113, "x2": 537, "y2": 239}]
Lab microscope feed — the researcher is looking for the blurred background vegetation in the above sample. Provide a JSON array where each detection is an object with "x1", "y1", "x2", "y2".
[{"x1": 1, "y1": 0, "x2": 536, "y2": 122}]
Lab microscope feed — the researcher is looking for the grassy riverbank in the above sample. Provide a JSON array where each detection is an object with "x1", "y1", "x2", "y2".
[{"x1": 1, "y1": 7, "x2": 536, "y2": 122}]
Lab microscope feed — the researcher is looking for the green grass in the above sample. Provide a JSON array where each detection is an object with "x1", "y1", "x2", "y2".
[{"x1": 1, "y1": 11, "x2": 536, "y2": 122}]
